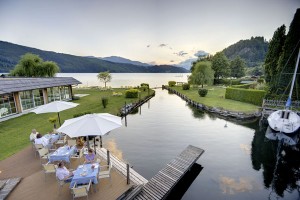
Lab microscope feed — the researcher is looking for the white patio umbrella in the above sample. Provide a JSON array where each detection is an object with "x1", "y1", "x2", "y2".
[
  {"x1": 31, "y1": 101, "x2": 79, "y2": 126},
  {"x1": 57, "y1": 113, "x2": 122, "y2": 149}
]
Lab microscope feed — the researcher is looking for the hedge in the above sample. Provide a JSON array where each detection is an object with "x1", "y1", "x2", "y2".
[
  {"x1": 225, "y1": 87, "x2": 266, "y2": 106},
  {"x1": 182, "y1": 83, "x2": 190, "y2": 90},
  {"x1": 125, "y1": 89, "x2": 139, "y2": 98},
  {"x1": 168, "y1": 81, "x2": 176, "y2": 87}
]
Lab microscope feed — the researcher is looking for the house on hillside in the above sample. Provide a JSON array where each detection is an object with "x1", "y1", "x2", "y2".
[{"x1": 0, "y1": 77, "x2": 81, "y2": 119}]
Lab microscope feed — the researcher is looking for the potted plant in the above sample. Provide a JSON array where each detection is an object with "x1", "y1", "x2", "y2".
[{"x1": 48, "y1": 116, "x2": 58, "y2": 129}]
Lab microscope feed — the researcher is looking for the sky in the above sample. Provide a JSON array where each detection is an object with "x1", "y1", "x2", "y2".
[{"x1": 0, "y1": 0, "x2": 299, "y2": 66}]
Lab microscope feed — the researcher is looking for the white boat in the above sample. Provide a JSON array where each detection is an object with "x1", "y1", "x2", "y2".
[{"x1": 267, "y1": 48, "x2": 300, "y2": 135}]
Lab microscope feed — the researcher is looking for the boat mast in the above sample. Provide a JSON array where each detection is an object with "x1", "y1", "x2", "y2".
[{"x1": 286, "y1": 48, "x2": 300, "y2": 109}]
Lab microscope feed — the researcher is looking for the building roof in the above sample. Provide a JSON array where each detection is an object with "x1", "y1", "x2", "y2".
[{"x1": 0, "y1": 77, "x2": 81, "y2": 95}]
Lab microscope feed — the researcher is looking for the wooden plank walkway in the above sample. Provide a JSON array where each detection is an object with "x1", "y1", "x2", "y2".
[
  {"x1": 130, "y1": 145, "x2": 204, "y2": 200},
  {"x1": 96, "y1": 148, "x2": 148, "y2": 185}
]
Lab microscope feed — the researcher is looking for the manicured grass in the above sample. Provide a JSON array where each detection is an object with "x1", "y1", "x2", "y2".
[
  {"x1": 170, "y1": 86, "x2": 259, "y2": 113},
  {"x1": 0, "y1": 88, "x2": 154, "y2": 161}
]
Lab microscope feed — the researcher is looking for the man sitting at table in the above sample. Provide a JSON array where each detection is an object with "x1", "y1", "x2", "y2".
[
  {"x1": 84, "y1": 149, "x2": 96, "y2": 164},
  {"x1": 34, "y1": 133, "x2": 48, "y2": 147},
  {"x1": 56, "y1": 161, "x2": 74, "y2": 182}
]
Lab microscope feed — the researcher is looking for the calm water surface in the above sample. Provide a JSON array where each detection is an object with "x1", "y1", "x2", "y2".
[{"x1": 59, "y1": 73, "x2": 300, "y2": 199}]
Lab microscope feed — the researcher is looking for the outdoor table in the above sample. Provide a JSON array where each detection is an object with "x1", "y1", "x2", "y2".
[
  {"x1": 49, "y1": 145, "x2": 76, "y2": 163},
  {"x1": 70, "y1": 163, "x2": 100, "y2": 188},
  {"x1": 42, "y1": 133, "x2": 60, "y2": 145}
]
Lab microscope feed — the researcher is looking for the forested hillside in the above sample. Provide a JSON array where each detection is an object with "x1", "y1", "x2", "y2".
[
  {"x1": 222, "y1": 37, "x2": 269, "y2": 67},
  {"x1": 0, "y1": 41, "x2": 187, "y2": 73}
]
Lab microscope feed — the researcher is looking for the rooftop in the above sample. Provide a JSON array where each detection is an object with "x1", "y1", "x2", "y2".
[{"x1": 0, "y1": 77, "x2": 81, "y2": 95}]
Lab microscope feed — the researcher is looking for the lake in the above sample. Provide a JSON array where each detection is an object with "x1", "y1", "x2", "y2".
[{"x1": 58, "y1": 73, "x2": 300, "y2": 199}]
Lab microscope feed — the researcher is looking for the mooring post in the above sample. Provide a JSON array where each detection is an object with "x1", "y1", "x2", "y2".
[
  {"x1": 127, "y1": 163, "x2": 130, "y2": 184},
  {"x1": 125, "y1": 101, "x2": 127, "y2": 127},
  {"x1": 107, "y1": 150, "x2": 110, "y2": 165}
]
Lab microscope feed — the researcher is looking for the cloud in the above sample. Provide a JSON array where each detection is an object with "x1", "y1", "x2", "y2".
[
  {"x1": 158, "y1": 43, "x2": 167, "y2": 47},
  {"x1": 175, "y1": 58, "x2": 197, "y2": 70},
  {"x1": 219, "y1": 176, "x2": 262, "y2": 195},
  {"x1": 194, "y1": 50, "x2": 209, "y2": 57},
  {"x1": 147, "y1": 45, "x2": 150, "y2": 48},
  {"x1": 174, "y1": 51, "x2": 188, "y2": 57},
  {"x1": 170, "y1": 60, "x2": 174, "y2": 63}
]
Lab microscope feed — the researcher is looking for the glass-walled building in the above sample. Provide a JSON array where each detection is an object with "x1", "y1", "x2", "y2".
[{"x1": 0, "y1": 77, "x2": 81, "y2": 119}]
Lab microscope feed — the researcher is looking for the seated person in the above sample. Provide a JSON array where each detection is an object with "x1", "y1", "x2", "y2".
[
  {"x1": 56, "y1": 162, "x2": 74, "y2": 182},
  {"x1": 84, "y1": 149, "x2": 96, "y2": 164},
  {"x1": 29, "y1": 129, "x2": 38, "y2": 142},
  {"x1": 34, "y1": 133, "x2": 48, "y2": 147}
]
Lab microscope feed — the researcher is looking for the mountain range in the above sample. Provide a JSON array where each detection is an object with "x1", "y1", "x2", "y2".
[{"x1": 0, "y1": 41, "x2": 188, "y2": 73}]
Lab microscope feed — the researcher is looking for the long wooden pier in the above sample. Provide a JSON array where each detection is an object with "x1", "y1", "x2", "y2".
[{"x1": 123, "y1": 145, "x2": 204, "y2": 200}]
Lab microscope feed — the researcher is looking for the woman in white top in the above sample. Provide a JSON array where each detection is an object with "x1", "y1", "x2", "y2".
[
  {"x1": 56, "y1": 162, "x2": 74, "y2": 182},
  {"x1": 34, "y1": 133, "x2": 48, "y2": 147}
]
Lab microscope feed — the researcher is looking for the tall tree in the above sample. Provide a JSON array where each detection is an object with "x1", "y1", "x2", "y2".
[
  {"x1": 188, "y1": 61, "x2": 214, "y2": 88},
  {"x1": 211, "y1": 52, "x2": 230, "y2": 80},
  {"x1": 264, "y1": 25, "x2": 286, "y2": 93},
  {"x1": 10, "y1": 53, "x2": 59, "y2": 77},
  {"x1": 276, "y1": 9, "x2": 300, "y2": 97},
  {"x1": 97, "y1": 71, "x2": 112, "y2": 88},
  {"x1": 230, "y1": 56, "x2": 246, "y2": 78}
]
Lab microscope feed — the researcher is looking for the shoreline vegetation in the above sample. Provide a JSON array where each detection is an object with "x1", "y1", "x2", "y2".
[
  {"x1": 163, "y1": 85, "x2": 260, "y2": 116},
  {"x1": 0, "y1": 87, "x2": 155, "y2": 161}
]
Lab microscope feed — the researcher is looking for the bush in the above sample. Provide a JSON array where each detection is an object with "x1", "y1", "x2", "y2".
[
  {"x1": 198, "y1": 88, "x2": 208, "y2": 97},
  {"x1": 101, "y1": 97, "x2": 109, "y2": 108},
  {"x1": 125, "y1": 89, "x2": 139, "y2": 98},
  {"x1": 141, "y1": 86, "x2": 148, "y2": 91},
  {"x1": 73, "y1": 111, "x2": 92, "y2": 118},
  {"x1": 141, "y1": 83, "x2": 149, "y2": 88},
  {"x1": 182, "y1": 83, "x2": 190, "y2": 90},
  {"x1": 168, "y1": 81, "x2": 176, "y2": 87},
  {"x1": 257, "y1": 78, "x2": 264, "y2": 83},
  {"x1": 225, "y1": 87, "x2": 266, "y2": 106},
  {"x1": 214, "y1": 78, "x2": 241, "y2": 86}
]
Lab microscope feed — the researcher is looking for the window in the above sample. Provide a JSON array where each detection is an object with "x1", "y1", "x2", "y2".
[{"x1": 0, "y1": 93, "x2": 17, "y2": 118}]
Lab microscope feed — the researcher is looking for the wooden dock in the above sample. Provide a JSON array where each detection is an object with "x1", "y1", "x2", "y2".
[
  {"x1": 123, "y1": 145, "x2": 204, "y2": 200},
  {"x1": 96, "y1": 148, "x2": 148, "y2": 185}
]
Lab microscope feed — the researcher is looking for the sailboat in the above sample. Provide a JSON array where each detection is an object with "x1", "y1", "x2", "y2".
[{"x1": 267, "y1": 48, "x2": 300, "y2": 135}]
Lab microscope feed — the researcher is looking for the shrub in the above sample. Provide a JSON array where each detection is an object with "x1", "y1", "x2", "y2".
[
  {"x1": 168, "y1": 81, "x2": 176, "y2": 87},
  {"x1": 198, "y1": 88, "x2": 208, "y2": 97},
  {"x1": 73, "y1": 111, "x2": 92, "y2": 118},
  {"x1": 141, "y1": 83, "x2": 149, "y2": 88},
  {"x1": 101, "y1": 97, "x2": 109, "y2": 108},
  {"x1": 141, "y1": 86, "x2": 148, "y2": 91},
  {"x1": 231, "y1": 84, "x2": 253, "y2": 89},
  {"x1": 225, "y1": 87, "x2": 266, "y2": 106},
  {"x1": 125, "y1": 89, "x2": 139, "y2": 98},
  {"x1": 214, "y1": 78, "x2": 241, "y2": 86},
  {"x1": 182, "y1": 83, "x2": 190, "y2": 90},
  {"x1": 257, "y1": 78, "x2": 264, "y2": 83}
]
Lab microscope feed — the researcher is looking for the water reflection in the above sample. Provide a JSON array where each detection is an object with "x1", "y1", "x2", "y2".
[
  {"x1": 219, "y1": 175, "x2": 262, "y2": 194},
  {"x1": 251, "y1": 124, "x2": 300, "y2": 198}
]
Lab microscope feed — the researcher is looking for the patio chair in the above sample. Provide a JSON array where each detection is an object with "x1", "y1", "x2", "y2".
[
  {"x1": 55, "y1": 135, "x2": 67, "y2": 147},
  {"x1": 71, "y1": 179, "x2": 92, "y2": 200},
  {"x1": 67, "y1": 139, "x2": 77, "y2": 146},
  {"x1": 98, "y1": 162, "x2": 112, "y2": 186},
  {"x1": 34, "y1": 143, "x2": 43, "y2": 157},
  {"x1": 71, "y1": 148, "x2": 83, "y2": 167},
  {"x1": 42, "y1": 162, "x2": 57, "y2": 181},
  {"x1": 38, "y1": 148, "x2": 50, "y2": 164},
  {"x1": 56, "y1": 176, "x2": 67, "y2": 195}
]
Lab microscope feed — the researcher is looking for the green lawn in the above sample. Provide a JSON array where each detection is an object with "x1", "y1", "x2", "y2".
[
  {"x1": 0, "y1": 88, "x2": 154, "y2": 161},
  {"x1": 169, "y1": 86, "x2": 259, "y2": 113}
]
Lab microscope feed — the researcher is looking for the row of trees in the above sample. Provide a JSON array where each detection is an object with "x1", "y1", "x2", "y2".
[
  {"x1": 264, "y1": 8, "x2": 300, "y2": 96},
  {"x1": 189, "y1": 52, "x2": 246, "y2": 87},
  {"x1": 10, "y1": 53, "x2": 60, "y2": 77}
]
